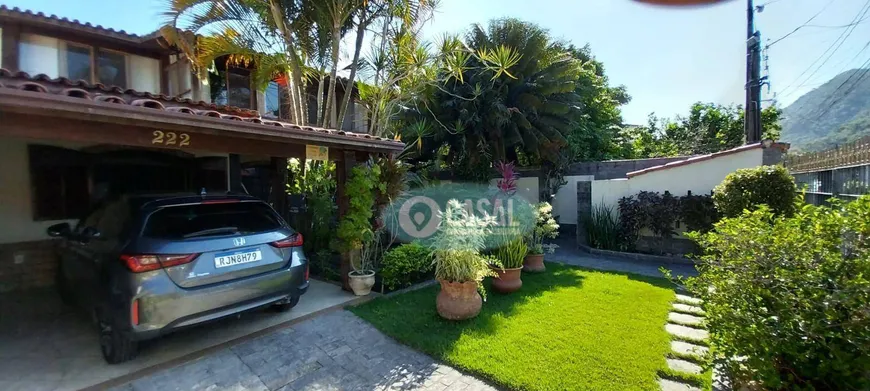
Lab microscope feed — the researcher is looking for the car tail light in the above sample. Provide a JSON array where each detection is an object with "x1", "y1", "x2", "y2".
[
  {"x1": 201, "y1": 199, "x2": 240, "y2": 204},
  {"x1": 121, "y1": 254, "x2": 199, "y2": 273},
  {"x1": 131, "y1": 299, "x2": 139, "y2": 325},
  {"x1": 270, "y1": 233, "x2": 303, "y2": 248}
]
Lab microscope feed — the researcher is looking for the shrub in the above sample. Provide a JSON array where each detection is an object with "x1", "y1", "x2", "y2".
[
  {"x1": 679, "y1": 192, "x2": 718, "y2": 233},
  {"x1": 682, "y1": 197, "x2": 870, "y2": 390},
  {"x1": 432, "y1": 199, "x2": 499, "y2": 297},
  {"x1": 380, "y1": 242, "x2": 433, "y2": 291},
  {"x1": 493, "y1": 229, "x2": 527, "y2": 269},
  {"x1": 336, "y1": 164, "x2": 383, "y2": 252},
  {"x1": 712, "y1": 165, "x2": 797, "y2": 218},
  {"x1": 585, "y1": 203, "x2": 621, "y2": 250}
]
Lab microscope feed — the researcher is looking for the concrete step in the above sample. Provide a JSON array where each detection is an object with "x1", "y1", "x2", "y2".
[
  {"x1": 671, "y1": 341, "x2": 709, "y2": 357},
  {"x1": 659, "y1": 378, "x2": 702, "y2": 391},
  {"x1": 667, "y1": 358, "x2": 703, "y2": 375},
  {"x1": 669, "y1": 312, "x2": 704, "y2": 327},
  {"x1": 675, "y1": 294, "x2": 702, "y2": 305},
  {"x1": 666, "y1": 324, "x2": 709, "y2": 341}
]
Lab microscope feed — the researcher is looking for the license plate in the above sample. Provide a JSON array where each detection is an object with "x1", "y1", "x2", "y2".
[{"x1": 214, "y1": 248, "x2": 262, "y2": 268}]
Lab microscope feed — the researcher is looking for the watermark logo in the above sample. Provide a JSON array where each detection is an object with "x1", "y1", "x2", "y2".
[{"x1": 382, "y1": 183, "x2": 536, "y2": 249}]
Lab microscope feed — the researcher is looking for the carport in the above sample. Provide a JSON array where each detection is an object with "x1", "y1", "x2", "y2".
[{"x1": 0, "y1": 69, "x2": 402, "y2": 390}]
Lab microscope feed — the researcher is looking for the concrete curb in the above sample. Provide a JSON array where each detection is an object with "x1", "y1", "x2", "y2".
[{"x1": 578, "y1": 244, "x2": 696, "y2": 265}]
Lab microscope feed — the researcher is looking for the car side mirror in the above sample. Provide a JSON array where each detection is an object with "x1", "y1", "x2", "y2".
[{"x1": 47, "y1": 223, "x2": 72, "y2": 238}]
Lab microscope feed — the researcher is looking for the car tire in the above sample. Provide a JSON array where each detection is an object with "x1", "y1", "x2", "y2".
[
  {"x1": 99, "y1": 321, "x2": 138, "y2": 364},
  {"x1": 272, "y1": 296, "x2": 300, "y2": 312}
]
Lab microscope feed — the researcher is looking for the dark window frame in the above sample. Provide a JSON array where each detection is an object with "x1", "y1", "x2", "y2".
[{"x1": 28, "y1": 144, "x2": 91, "y2": 221}]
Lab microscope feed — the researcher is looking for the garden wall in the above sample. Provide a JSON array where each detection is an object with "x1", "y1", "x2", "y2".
[{"x1": 579, "y1": 142, "x2": 790, "y2": 253}]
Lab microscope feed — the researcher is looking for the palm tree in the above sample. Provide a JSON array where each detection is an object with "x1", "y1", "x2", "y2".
[{"x1": 405, "y1": 18, "x2": 585, "y2": 179}]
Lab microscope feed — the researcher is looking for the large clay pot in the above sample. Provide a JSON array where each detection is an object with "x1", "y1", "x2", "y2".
[
  {"x1": 491, "y1": 267, "x2": 523, "y2": 294},
  {"x1": 523, "y1": 254, "x2": 545, "y2": 272},
  {"x1": 436, "y1": 280, "x2": 482, "y2": 320},
  {"x1": 348, "y1": 270, "x2": 375, "y2": 296}
]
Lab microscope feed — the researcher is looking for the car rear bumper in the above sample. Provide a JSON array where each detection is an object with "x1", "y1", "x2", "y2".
[{"x1": 124, "y1": 263, "x2": 308, "y2": 341}]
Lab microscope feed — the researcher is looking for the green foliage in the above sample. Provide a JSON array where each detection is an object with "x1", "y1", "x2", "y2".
[
  {"x1": 616, "y1": 191, "x2": 717, "y2": 252},
  {"x1": 380, "y1": 242, "x2": 434, "y2": 291},
  {"x1": 781, "y1": 68, "x2": 870, "y2": 151},
  {"x1": 713, "y1": 165, "x2": 797, "y2": 218},
  {"x1": 584, "y1": 203, "x2": 621, "y2": 251},
  {"x1": 525, "y1": 202, "x2": 559, "y2": 254},
  {"x1": 336, "y1": 164, "x2": 382, "y2": 252},
  {"x1": 431, "y1": 200, "x2": 499, "y2": 290},
  {"x1": 286, "y1": 159, "x2": 336, "y2": 255},
  {"x1": 616, "y1": 103, "x2": 783, "y2": 158},
  {"x1": 682, "y1": 197, "x2": 870, "y2": 390},
  {"x1": 493, "y1": 230, "x2": 528, "y2": 269},
  {"x1": 351, "y1": 263, "x2": 683, "y2": 391},
  {"x1": 679, "y1": 193, "x2": 719, "y2": 233}
]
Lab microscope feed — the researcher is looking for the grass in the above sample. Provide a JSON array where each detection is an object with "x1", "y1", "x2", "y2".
[{"x1": 350, "y1": 262, "x2": 681, "y2": 391}]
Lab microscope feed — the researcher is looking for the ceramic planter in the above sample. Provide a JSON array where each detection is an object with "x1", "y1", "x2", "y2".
[
  {"x1": 523, "y1": 254, "x2": 545, "y2": 272},
  {"x1": 491, "y1": 266, "x2": 523, "y2": 293},
  {"x1": 436, "y1": 279, "x2": 482, "y2": 320},
  {"x1": 348, "y1": 270, "x2": 375, "y2": 296}
]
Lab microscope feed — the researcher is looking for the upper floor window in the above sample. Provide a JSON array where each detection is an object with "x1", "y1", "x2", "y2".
[
  {"x1": 210, "y1": 60, "x2": 253, "y2": 109},
  {"x1": 18, "y1": 34, "x2": 159, "y2": 93}
]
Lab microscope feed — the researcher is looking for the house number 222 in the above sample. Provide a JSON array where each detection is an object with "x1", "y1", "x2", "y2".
[{"x1": 152, "y1": 131, "x2": 191, "y2": 147}]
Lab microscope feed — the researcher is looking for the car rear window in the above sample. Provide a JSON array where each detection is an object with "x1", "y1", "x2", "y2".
[{"x1": 143, "y1": 201, "x2": 284, "y2": 239}]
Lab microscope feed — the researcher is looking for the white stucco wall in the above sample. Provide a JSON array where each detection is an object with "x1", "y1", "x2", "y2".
[
  {"x1": 129, "y1": 54, "x2": 160, "y2": 93},
  {"x1": 590, "y1": 147, "x2": 765, "y2": 211},
  {"x1": 553, "y1": 175, "x2": 594, "y2": 225},
  {"x1": 488, "y1": 176, "x2": 539, "y2": 205},
  {"x1": 19, "y1": 34, "x2": 60, "y2": 78}
]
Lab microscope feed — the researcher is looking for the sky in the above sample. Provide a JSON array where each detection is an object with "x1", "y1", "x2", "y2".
[{"x1": 5, "y1": 0, "x2": 869, "y2": 125}]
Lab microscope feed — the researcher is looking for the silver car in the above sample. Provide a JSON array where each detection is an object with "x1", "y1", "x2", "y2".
[{"x1": 48, "y1": 194, "x2": 309, "y2": 364}]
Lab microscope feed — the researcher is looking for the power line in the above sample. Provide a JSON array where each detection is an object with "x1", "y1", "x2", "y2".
[
  {"x1": 776, "y1": 0, "x2": 870, "y2": 98},
  {"x1": 767, "y1": 0, "x2": 836, "y2": 48},
  {"x1": 813, "y1": 59, "x2": 870, "y2": 120}
]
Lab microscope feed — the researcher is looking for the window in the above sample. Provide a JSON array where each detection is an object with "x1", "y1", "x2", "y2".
[
  {"x1": 97, "y1": 49, "x2": 127, "y2": 88},
  {"x1": 264, "y1": 81, "x2": 281, "y2": 118},
  {"x1": 63, "y1": 43, "x2": 92, "y2": 82},
  {"x1": 29, "y1": 145, "x2": 91, "y2": 221},
  {"x1": 142, "y1": 202, "x2": 284, "y2": 240},
  {"x1": 227, "y1": 71, "x2": 252, "y2": 109}
]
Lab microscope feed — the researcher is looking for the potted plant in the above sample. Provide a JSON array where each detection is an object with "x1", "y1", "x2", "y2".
[
  {"x1": 524, "y1": 202, "x2": 559, "y2": 272},
  {"x1": 491, "y1": 228, "x2": 527, "y2": 293},
  {"x1": 431, "y1": 199, "x2": 498, "y2": 320},
  {"x1": 337, "y1": 165, "x2": 382, "y2": 295}
]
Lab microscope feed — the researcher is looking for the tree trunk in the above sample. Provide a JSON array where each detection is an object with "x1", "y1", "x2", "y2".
[
  {"x1": 316, "y1": 75, "x2": 325, "y2": 126},
  {"x1": 269, "y1": 0, "x2": 307, "y2": 125},
  {"x1": 338, "y1": 8, "x2": 368, "y2": 132},
  {"x1": 323, "y1": 24, "x2": 341, "y2": 128}
]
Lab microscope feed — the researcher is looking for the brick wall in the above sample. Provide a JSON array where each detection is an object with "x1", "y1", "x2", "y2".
[{"x1": 0, "y1": 240, "x2": 58, "y2": 292}]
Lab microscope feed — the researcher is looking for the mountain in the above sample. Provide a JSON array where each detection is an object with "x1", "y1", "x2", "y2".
[{"x1": 780, "y1": 69, "x2": 870, "y2": 151}]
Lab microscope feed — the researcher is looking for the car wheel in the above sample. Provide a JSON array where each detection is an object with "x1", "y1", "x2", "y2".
[
  {"x1": 55, "y1": 265, "x2": 74, "y2": 306},
  {"x1": 99, "y1": 321, "x2": 138, "y2": 364},
  {"x1": 272, "y1": 296, "x2": 300, "y2": 312}
]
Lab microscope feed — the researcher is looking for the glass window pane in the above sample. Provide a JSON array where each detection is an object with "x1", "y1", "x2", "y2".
[
  {"x1": 97, "y1": 50, "x2": 127, "y2": 88},
  {"x1": 65, "y1": 44, "x2": 91, "y2": 82},
  {"x1": 265, "y1": 81, "x2": 281, "y2": 118},
  {"x1": 143, "y1": 202, "x2": 284, "y2": 239},
  {"x1": 18, "y1": 34, "x2": 60, "y2": 78},
  {"x1": 227, "y1": 71, "x2": 252, "y2": 109}
]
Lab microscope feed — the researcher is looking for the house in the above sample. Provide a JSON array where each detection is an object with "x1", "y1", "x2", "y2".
[{"x1": 0, "y1": 5, "x2": 399, "y2": 289}]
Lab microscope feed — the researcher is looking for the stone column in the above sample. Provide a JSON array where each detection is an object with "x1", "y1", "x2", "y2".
[{"x1": 576, "y1": 181, "x2": 592, "y2": 247}]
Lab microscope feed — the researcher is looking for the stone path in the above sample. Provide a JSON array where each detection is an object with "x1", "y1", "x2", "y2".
[
  {"x1": 659, "y1": 294, "x2": 710, "y2": 391},
  {"x1": 111, "y1": 311, "x2": 496, "y2": 391}
]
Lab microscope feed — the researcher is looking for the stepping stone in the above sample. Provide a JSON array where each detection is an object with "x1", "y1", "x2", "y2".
[
  {"x1": 669, "y1": 312, "x2": 704, "y2": 326},
  {"x1": 666, "y1": 324, "x2": 709, "y2": 340},
  {"x1": 667, "y1": 358, "x2": 703, "y2": 375},
  {"x1": 675, "y1": 294, "x2": 702, "y2": 305},
  {"x1": 671, "y1": 341, "x2": 708, "y2": 357},
  {"x1": 673, "y1": 303, "x2": 704, "y2": 314},
  {"x1": 659, "y1": 378, "x2": 702, "y2": 391}
]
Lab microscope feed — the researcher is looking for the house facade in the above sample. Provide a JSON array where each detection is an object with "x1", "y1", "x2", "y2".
[{"x1": 0, "y1": 6, "x2": 396, "y2": 293}]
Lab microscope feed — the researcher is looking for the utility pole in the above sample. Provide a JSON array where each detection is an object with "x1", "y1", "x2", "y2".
[{"x1": 745, "y1": 0, "x2": 763, "y2": 143}]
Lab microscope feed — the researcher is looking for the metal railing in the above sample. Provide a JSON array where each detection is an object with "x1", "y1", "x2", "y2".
[{"x1": 786, "y1": 136, "x2": 870, "y2": 205}]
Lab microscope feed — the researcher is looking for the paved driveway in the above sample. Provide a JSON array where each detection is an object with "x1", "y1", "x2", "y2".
[{"x1": 111, "y1": 310, "x2": 496, "y2": 391}]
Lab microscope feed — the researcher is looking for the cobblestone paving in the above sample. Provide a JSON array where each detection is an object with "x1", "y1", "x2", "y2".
[{"x1": 112, "y1": 311, "x2": 496, "y2": 391}]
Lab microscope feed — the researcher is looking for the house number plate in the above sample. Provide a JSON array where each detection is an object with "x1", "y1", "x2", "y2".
[{"x1": 152, "y1": 131, "x2": 191, "y2": 147}]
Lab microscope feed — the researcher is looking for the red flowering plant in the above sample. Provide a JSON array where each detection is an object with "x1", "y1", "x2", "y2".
[{"x1": 495, "y1": 161, "x2": 518, "y2": 196}]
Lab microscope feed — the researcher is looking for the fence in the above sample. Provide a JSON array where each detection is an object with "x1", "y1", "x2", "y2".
[{"x1": 786, "y1": 136, "x2": 870, "y2": 205}]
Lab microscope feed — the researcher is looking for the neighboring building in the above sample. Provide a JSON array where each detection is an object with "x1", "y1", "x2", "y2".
[{"x1": 0, "y1": 5, "x2": 400, "y2": 292}]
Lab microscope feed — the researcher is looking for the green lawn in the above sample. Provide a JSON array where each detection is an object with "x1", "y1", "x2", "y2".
[{"x1": 350, "y1": 262, "x2": 679, "y2": 391}]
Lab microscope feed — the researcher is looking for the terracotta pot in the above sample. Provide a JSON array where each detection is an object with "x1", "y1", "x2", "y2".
[
  {"x1": 348, "y1": 270, "x2": 375, "y2": 296},
  {"x1": 523, "y1": 254, "x2": 546, "y2": 272},
  {"x1": 490, "y1": 266, "x2": 523, "y2": 294},
  {"x1": 436, "y1": 280, "x2": 482, "y2": 320}
]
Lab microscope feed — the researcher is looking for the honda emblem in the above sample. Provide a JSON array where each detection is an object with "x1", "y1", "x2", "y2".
[{"x1": 233, "y1": 237, "x2": 246, "y2": 247}]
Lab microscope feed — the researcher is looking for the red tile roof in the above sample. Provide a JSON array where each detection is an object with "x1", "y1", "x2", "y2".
[
  {"x1": 0, "y1": 5, "x2": 160, "y2": 42},
  {"x1": 625, "y1": 142, "x2": 790, "y2": 178},
  {"x1": 0, "y1": 69, "x2": 402, "y2": 148}
]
